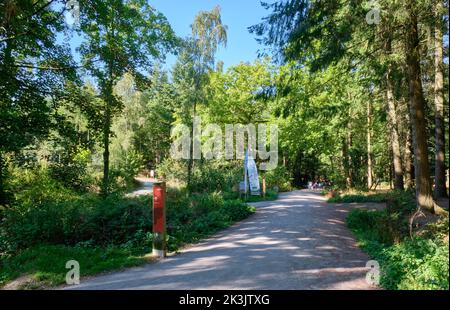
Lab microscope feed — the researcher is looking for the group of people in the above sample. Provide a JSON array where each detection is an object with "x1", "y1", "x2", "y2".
[{"x1": 307, "y1": 177, "x2": 331, "y2": 190}]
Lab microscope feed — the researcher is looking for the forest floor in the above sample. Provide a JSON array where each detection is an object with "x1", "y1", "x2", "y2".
[{"x1": 62, "y1": 190, "x2": 380, "y2": 290}]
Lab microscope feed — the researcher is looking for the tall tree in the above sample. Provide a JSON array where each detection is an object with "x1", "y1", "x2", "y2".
[
  {"x1": 367, "y1": 99, "x2": 374, "y2": 189},
  {"x1": 384, "y1": 34, "x2": 404, "y2": 190},
  {"x1": 404, "y1": 0, "x2": 436, "y2": 212},
  {"x1": 182, "y1": 5, "x2": 227, "y2": 190},
  {"x1": 77, "y1": 0, "x2": 177, "y2": 195},
  {"x1": 0, "y1": 0, "x2": 76, "y2": 204},
  {"x1": 433, "y1": 0, "x2": 448, "y2": 198}
]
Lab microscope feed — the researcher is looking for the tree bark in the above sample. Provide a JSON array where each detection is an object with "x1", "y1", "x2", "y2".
[
  {"x1": 187, "y1": 101, "x2": 196, "y2": 192},
  {"x1": 367, "y1": 100, "x2": 374, "y2": 189},
  {"x1": 405, "y1": 4, "x2": 435, "y2": 212},
  {"x1": 385, "y1": 37, "x2": 404, "y2": 190},
  {"x1": 102, "y1": 102, "x2": 111, "y2": 196},
  {"x1": 0, "y1": 151, "x2": 5, "y2": 206},
  {"x1": 345, "y1": 130, "x2": 354, "y2": 188},
  {"x1": 342, "y1": 137, "x2": 349, "y2": 187},
  {"x1": 433, "y1": 0, "x2": 448, "y2": 198},
  {"x1": 404, "y1": 110, "x2": 414, "y2": 190},
  {"x1": 101, "y1": 11, "x2": 116, "y2": 197}
]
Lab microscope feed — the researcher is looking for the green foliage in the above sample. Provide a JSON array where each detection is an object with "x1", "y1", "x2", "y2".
[
  {"x1": 164, "y1": 190, "x2": 255, "y2": 251},
  {"x1": 190, "y1": 161, "x2": 242, "y2": 193},
  {"x1": 263, "y1": 166, "x2": 293, "y2": 192},
  {"x1": 204, "y1": 59, "x2": 273, "y2": 124},
  {"x1": 329, "y1": 193, "x2": 388, "y2": 203},
  {"x1": 0, "y1": 0, "x2": 76, "y2": 157},
  {"x1": 338, "y1": 190, "x2": 417, "y2": 243},
  {"x1": 347, "y1": 209, "x2": 449, "y2": 290},
  {"x1": 0, "y1": 193, "x2": 152, "y2": 252},
  {"x1": 49, "y1": 148, "x2": 92, "y2": 192},
  {"x1": 158, "y1": 159, "x2": 243, "y2": 194},
  {"x1": 347, "y1": 209, "x2": 401, "y2": 245},
  {"x1": 328, "y1": 190, "x2": 415, "y2": 207},
  {"x1": 5, "y1": 167, "x2": 77, "y2": 211},
  {"x1": 156, "y1": 158, "x2": 188, "y2": 183},
  {"x1": 382, "y1": 237, "x2": 449, "y2": 290},
  {"x1": 0, "y1": 245, "x2": 145, "y2": 288},
  {"x1": 1, "y1": 183, "x2": 255, "y2": 256},
  {"x1": 110, "y1": 150, "x2": 145, "y2": 191}
]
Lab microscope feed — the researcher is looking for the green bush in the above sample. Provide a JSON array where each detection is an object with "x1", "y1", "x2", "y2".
[
  {"x1": 263, "y1": 166, "x2": 292, "y2": 192},
  {"x1": 0, "y1": 194, "x2": 152, "y2": 252},
  {"x1": 381, "y1": 237, "x2": 449, "y2": 290},
  {"x1": 156, "y1": 158, "x2": 187, "y2": 183},
  {"x1": 1, "y1": 188, "x2": 255, "y2": 254},
  {"x1": 328, "y1": 193, "x2": 387, "y2": 203},
  {"x1": 49, "y1": 148, "x2": 92, "y2": 192},
  {"x1": 165, "y1": 191, "x2": 254, "y2": 251},
  {"x1": 190, "y1": 161, "x2": 242, "y2": 193},
  {"x1": 110, "y1": 150, "x2": 144, "y2": 191},
  {"x1": 347, "y1": 208, "x2": 449, "y2": 290},
  {"x1": 4, "y1": 167, "x2": 77, "y2": 211}
]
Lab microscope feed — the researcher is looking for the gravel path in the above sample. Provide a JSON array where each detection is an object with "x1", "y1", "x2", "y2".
[{"x1": 65, "y1": 190, "x2": 379, "y2": 290}]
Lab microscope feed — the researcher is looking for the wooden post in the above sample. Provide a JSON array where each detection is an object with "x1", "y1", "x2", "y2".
[
  {"x1": 152, "y1": 181, "x2": 166, "y2": 258},
  {"x1": 262, "y1": 175, "x2": 266, "y2": 198}
]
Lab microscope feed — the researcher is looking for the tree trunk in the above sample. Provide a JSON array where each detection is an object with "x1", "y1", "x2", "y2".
[
  {"x1": 342, "y1": 137, "x2": 349, "y2": 187},
  {"x1": 346, "y1": 130, "x2": 354, "y2": 188},
  {"x1": 385, "y1": 37, "x2": 404, "y2": 190},
  {"x1": 404, "y1": 110, "x2": 414, "y2": 190},
  {"x1": 102, "y1": 103, "x2": 111, "y2": 196},
  {"x1": 0, "y1": 151, "x2": 5, "y2": 206},
  {"x1": 405, "y1": 4, "x2": 435, "y2": 212},
  {"x1": 433, "y1": 0, "x2": 448, "y2": 198},
  {"x1": 367, "y1": 100, "x2": 374, "y2": 189},
  {"x1": 187, "y1": 100, "x2": 197, "y2": 192}
]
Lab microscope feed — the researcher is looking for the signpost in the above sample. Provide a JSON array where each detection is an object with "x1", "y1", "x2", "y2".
[
  {"x1": 242, "y1": 149, "x2": 261, "y2": 197},
  {"x1": 244, "y1": 150, "x2": 248, "y2": 199},
  {"x1": 152, "y1": 181, "x2": 166, "y2": 258},
  {"x1": 247, "y1": 154, "x2": 260, "y2": 195}
]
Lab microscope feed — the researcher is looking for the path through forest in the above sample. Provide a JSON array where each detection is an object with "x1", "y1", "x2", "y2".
[{"x1": 64, "y1": 190, "x2": 381, "y2": 290}]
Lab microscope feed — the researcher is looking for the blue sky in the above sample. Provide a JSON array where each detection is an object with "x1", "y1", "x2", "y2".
[
  {"x1": 149, "y1": 0, "x2": 272, "y2": 70},
  {"x1": 63, "y1": 1, "x2": 273, "y2": 72}
]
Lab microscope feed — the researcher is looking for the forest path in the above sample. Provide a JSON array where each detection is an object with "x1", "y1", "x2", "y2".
[
  {"x1": 64, "y1": 190, "x2": 380, "y2": 290},
  {"x1": 125, "y1": 176, "x2": 155, "y2": 197}
]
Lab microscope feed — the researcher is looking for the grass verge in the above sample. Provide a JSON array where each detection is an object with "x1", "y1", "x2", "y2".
[
  {"x1": 0, "y1": 190, "x2": 258, "y2": 289},
  {"x1": 346, "y1": 207, "x2": 449, "y2": 290},
  {"x1": 0, "y1": 245, "x2": 146, "y2": 289}
]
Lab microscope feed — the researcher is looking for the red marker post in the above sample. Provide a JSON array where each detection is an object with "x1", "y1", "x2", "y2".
[{"x1": 152, "y1": 181, "x2": 166, "y2": 258}]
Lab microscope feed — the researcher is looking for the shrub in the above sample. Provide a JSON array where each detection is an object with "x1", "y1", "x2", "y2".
[
  {"x1": 156, "y1": 158, "x2": 187, "y2": 183},
  {"x1": 5, "y1": 167, "x2": 77, "y2": 211},
  {"x1": 347, "y1": 208, "x2": 449, "y2": 290},
  {"x1": 328, "y1": 193, "x2": 387, "y2": 203},
  {"x1": 381, "y1": 237, "x2": 449, "y2": 290},
  {"x1": 0, "y1": 194, "x2": 153, "y2": 253},
  {"x1": 165, "y1": 191, "x2": 254, "y2": 251},
  {"x1": 1, "y1": 188, "x2": 255, "y2": 255},
  {"x1": 110, "y1": 150, "x2": 144, "y2": 191},
  {"x1": 49, "y1": 148, "x2": 91, "y2": 192},
  {"x1": 263, "y1": 166, "x2": 292, "y2": 192},
  {"x1": 190, "y1": 161, "x2": 242, "y2": 193}
]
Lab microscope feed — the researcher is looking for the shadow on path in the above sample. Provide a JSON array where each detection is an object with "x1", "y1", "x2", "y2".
[{"x1": 65, "y1": 190, "x2": 380, "y2": 290}]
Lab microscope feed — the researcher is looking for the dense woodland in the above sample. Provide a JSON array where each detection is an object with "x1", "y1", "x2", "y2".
[{"x1": 0, "y1": 0, "x2": 448, "y2": 289}]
